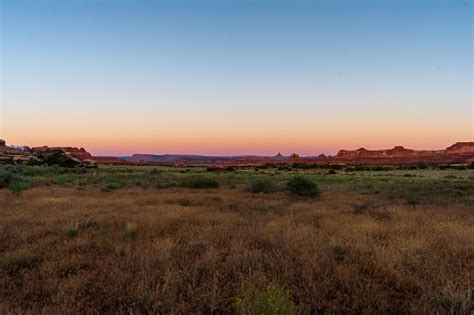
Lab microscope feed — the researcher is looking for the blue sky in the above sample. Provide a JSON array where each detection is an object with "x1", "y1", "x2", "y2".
[{"x1": 0, "y1": 0, "x2": 472, "y2": 155}]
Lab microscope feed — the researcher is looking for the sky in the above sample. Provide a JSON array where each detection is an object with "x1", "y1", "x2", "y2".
[{"x1": 0, "y1": 0, "x2": 472, "y2": 156}]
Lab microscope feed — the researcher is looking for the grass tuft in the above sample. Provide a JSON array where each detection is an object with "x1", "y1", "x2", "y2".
[
  {"x1": 235, "y1": 285, "x2": 309, "y2": 315},
  {"x1": 123, "y1": 223, "x2": 138, "y2": 240},
  {"x1": 0, "y1": 251, "x2": 41, "y2": 273}
]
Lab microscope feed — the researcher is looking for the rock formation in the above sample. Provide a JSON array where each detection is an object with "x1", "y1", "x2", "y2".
[
  {"x1": 2, "y1": 139, "x2": 473, "y2": 167},
  {"x1": 446, "y1": 142, "x2": 474, "y2": 154},
  {"x1": 332, "y1": 142, "x2": 474, "y2": 165},
  {"x1": 91, "y1": 156, "x2": 129, "y2": 164},
  {"x1": 32, "y1": 146, "x2": 93, "y2": 160}
]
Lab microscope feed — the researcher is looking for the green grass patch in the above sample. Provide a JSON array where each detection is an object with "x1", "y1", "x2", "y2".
[{"x1": 235, "y1": 284, "x2": 309, "y2": 315}]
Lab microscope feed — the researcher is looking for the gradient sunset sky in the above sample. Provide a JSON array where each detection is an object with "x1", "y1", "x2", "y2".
[{"x1": 1, "y1": 0, "x2": 472, "y2": 156}]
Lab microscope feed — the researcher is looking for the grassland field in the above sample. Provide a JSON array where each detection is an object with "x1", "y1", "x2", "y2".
[{"x1": 0, "y1": 164, "x2": 473, "y2": 314}]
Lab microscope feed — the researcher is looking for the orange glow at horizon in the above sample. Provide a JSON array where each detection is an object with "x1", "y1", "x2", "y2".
[{"x1": 2, "y1": 116, "x2": 471, "y2": 156}]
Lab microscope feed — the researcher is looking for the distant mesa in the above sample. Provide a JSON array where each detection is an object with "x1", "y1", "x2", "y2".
[
  {"x1": 92, "y1": 156, "x2": 129, "y2": 164},
  {"x1": 1, "y1": 139, "x2": 474, "y2": 167},
  {"x1": 446, "y1": 142, "x2": 474, "y2": 154},
  {"x1": 290, "y1": 153, "x2": 300, "y2": 159},
  {"x1": 333, "y1": 142, "x2": 474, "y2": 164}
]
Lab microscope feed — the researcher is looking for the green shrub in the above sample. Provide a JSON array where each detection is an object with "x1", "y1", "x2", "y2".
[
  {"x1": 0, "y1": 166, "x2": 31, "y2": 195},
  {"x1": 0, "y1": 165, "x2": 26, "y2": 188},
  {"x1": 248, "y1": 178, "x2": 276, "y2": 193},
  {"x1": 21, "y1": 165, "x2": 49, "y2": 176},
  {"x1": 0, "y1": 167, "x2": 16, "y2": 188},
  {"x1": 67, "y1": 228, "x2": 78, "y2": 238},
  {"x1": 286, "y1": 176, "x2": 319, "y2": 197},
  {"x1": 181, "y1": 176, "x2": 219, "y2": 189},
  {"x1": 8, "y1": 181, "x2": 31, "y2": 196},
  {"x1": 235, "y1": 284, "x2": 308, "y2": 315},
  {"x1": 54, "y1": 174, "x2": 74, "y2": 186},
  {"x1": 102, "y1": 182, "x2": 121, "y2": 192}
]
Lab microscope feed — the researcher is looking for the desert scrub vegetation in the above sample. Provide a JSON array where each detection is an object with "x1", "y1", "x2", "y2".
[
  {"x1": 101, "y1": 182, "x2": 122, "y2": 192},
  {"x1": 181, "y1": 175, "x2": 219, "y2": 188},
  {"x1": 2, "y1": 164, "x2": 472, "y2": 204},
  {"x1": 247, "y1": 177, "x2": 278, "y2": 193},
  {"x1": 0, "y1": 166, "x2": 473, "y2": 313},
  {"x1": 1, "y1": 176, "x2": 473, "y2": 313},
  {"x1": 286, "y1": 175, "x2": 320, "y2": 197},
  {"x1": 0, "y1": 166, "x2": 31, "y2": 196}
]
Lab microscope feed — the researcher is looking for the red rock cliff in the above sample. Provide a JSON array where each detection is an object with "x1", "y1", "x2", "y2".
[{"x1": 32, "y1": 146, "x2": 93, "y2": 161}]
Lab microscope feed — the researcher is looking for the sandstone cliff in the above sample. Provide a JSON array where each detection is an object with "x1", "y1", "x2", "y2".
[
  {"x1": 333, "y1": 142, "x2": 474, "y2": 164},
  {"x1": 32, "y1": 146, "x2": 93, "y2": 160}
]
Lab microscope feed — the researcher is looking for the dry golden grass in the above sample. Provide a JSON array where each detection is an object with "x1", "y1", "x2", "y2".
[{"x1": 0, "y1": 185, "x2": 473, "y2": 314}]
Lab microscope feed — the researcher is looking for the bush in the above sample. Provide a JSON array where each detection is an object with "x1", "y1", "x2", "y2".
[
  {"x1": 181, "y1": 176, "x2": 219, "y2": 189},
  {"x1": 8, "y1": 181, "x2": 31, "y2": 196},
  {"x1": 286, "y1": 175, "x2": 319, "y2": 197},
  {"x1": 102, "y1": 182, "x2": 121, "y2": 192},
  {"x1": 37, "y1": 150, "x2": 81, "y2": 168},
  {"x1": 235, "y1": 285, "x2": 308, "y2": 315},
  {"x1": 0, "y1": 166, "x2": 31, "y2": 195},
  {"x1": 0, "y1": 166, "x2": 16, "y2": 188},
  {"x1": 20, "y1": 165, "x2": 47, "y2": 176},
  {"x1": 247, "y1": 178, "x2": 276, "y2": 193}
]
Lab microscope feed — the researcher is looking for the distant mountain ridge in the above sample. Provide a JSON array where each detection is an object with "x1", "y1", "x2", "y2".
[
  {"x1": 2, "y1": 139, "x2": 474, "y2": 166},
  {"x1": 115, "y1": 142, "x2": 474, "y2": 166},
  {"x1": 121, "y1": 153, "x2": 293, "y2": 166}
]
